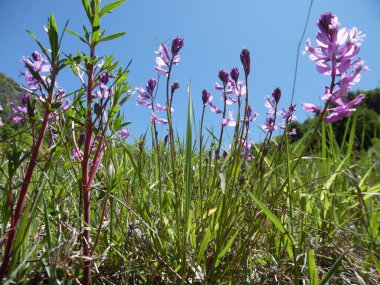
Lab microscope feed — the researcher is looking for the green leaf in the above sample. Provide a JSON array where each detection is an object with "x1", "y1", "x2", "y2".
[
  {"x1": 48, "y1": 13, "x2": 59, "y2": 62},
  {"x1": 81, "y1": 0, "x2": 93, "y2": 21},
  {"x1": 196, "y1": 228, "x2": 212, "y2": 264},
  {"x1": 92, "y1": 12, "x2": 100, "y2": 43},
  {"x1": 91, "y1": 0, "x2": 100, "y2": 45},
  {"x1": 308, "y1": 249, "x2": 319, "y2": 285},
  {"x1": 99, "y1": 0, "x2": 126, "y2": 17},
  {"x1": 320, "y1": 253, "x2": 345, "y2": 285},
  {"x1": 99, "y1": 32, "x2": 127, "y2": 43},
  {"x1": 215, "y1": 229, "x2": 240, "y2": 267},
  {"x1": 247, "y1": 191, "x2": 295, "y2": 244},
  {"x1": 66, "y1": 28, "x2": 88, "y2": 45}
]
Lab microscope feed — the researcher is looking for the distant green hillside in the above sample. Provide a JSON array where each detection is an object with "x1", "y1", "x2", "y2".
[{"x1": 0, "y1": 72, "x2": 23, "y2": 105}]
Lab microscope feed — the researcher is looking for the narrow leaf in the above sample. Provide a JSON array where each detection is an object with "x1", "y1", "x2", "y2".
[
  {"x1": 99, "y1": 0, "x2": 125, "y2": 17},
  {"x1": 99, "y1": 32, "x2": 127, "y2": 43},
  {"x1": 247, "y1": 191, "x2": 295, "y2": 244},
  {"x1": 308, "y1": 249, "x2": 319, "y2": 285}
]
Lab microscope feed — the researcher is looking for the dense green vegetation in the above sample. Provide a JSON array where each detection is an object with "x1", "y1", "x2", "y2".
[{"x1": 0, "y1": 75, "x2": 379, "y2": 283}]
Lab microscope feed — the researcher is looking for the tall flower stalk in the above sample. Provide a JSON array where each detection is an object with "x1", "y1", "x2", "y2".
[
  {"x1": 67, "y1": 1, "x2": 128, "y2": 283},
  {"x1": 155, "y1": 37, "x2": 184, "y2": 189},
  {"x1": 0, "y1": 16, "x2": 64, "y2": 278}
]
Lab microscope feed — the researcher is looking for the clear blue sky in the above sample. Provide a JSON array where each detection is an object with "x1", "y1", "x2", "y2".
[{"x1": 1, "y1": 0, "x2": 379, "y2": 141}]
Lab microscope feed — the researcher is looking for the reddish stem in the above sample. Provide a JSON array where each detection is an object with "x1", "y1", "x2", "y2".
[
  {"x1": 81, "y1": 44, "x2": 95, "y2": 285},
  {"x1": 0, "y1": 104, "x2": 52, "y2": 278}
]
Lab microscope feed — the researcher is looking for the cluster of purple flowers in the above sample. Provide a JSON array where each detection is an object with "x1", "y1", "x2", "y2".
[
  {"x1": 136, "y1": 37, "x2": 184, "y2": 124},
  {"x1": 302, "y1": 12, "x2": 367, "y2": 123},
  {"x1": 261, "y1": 88, "x2": 296, "y2": 136},
  {"x1": 5, "y1": 51, "x2": 71, "y2": 125},
  {"x1": 21, "y1": 51, "x2": 51, "y2": 92},
  {"x1": 203, "y1": 48, "x2": 257, "y2": 128}
]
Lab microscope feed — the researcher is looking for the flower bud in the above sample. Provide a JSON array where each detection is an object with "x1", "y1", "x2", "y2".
[
  {"x1": 146, "y1": 78, "x2": 157, "y2": 95},
  {"x1": 202, "y1": 89, "x2": 210, "y2": 105},
  {"x1": 21, "y1": 93, "x2": 31, "y2": 106},
  {"x1": 272, "y1": 87, "x2": 281, "y2": 103},
  {"x1": 99, "y1": 73, "x2": 109, "y2": 85},
  {"x1": 230, "y1": 67, "x2": 239, "y2": 82},
  {"x1": 94, "y1": 102, "x2": 102, "y2": 116},
  {"x1": 171, "y1": 36, "x2": 184, "y2": 56},
  {"x1": 171, "y1": 81, "x2": 180, "y2": 94},
  {"x1": 78, "y1": 133, "x2": 86, "y2": 147},
  {"x1": 317, "y1": 12, "x2": 338, "y2": 35},
  {"x1": 32, "y1": 51, "x2": 42, "y2": 61},
  {"x1": 218, "y1": 69, "x2": 230, "y2": 87},
  {"x1": 240, "y1": 48, "x2": 251, "y2": 76},
  {"x1": 247, "y1": 104, "x2": 252, "y2": 118}
]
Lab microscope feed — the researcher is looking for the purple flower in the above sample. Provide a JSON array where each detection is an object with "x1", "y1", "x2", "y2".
[
  {"x1": 325, "y1": 93, "x2": 365, "y2": 123},
  {"x1": 20, "y1": 51, "x2": 51, "y2": 92},
  {"x1": 218, "y1": 70, "x2": 230, "y2": 87},
  {"x1": 0, "y1": 117, "x2": 4, "y2": 126},
  {"x1": 95, "y1": 89, "x2": 110, "y2": 99},
  {"x1": 9, "y1": 102, "x2": 27, "y2": 114},
  {"x1": 156, "y1": 103, "x2": 173, "y2": 112},
  {"x1": 171, "y1": 36, "x2": 184, "y2": 56},
  {"x1": 7, "y1": 112, "x2": 23, "y2": 124},
  {"x1": 155, "y1": 37, "x2": 183, "y2": 76},
  {"x1": 242, "y1": 105, "x2": 258, "y2": 123},
  {"x1": 262, "y1": 117, "x2": 276, "y2": 132},
  {"x1": 201, "y1": 91, "x2": 221, "y2": 114},
  {"x1": 221, "y1": 110, "x2": 236, "y2": 127},
  {"x1": 117, "y1": 128, "x2": 130, "y2": 139},
  {"x1": 302, "y1": 103, "x2": 321, "y2": 113},
  {"x1": 264, "y1": 95, "x2": 276, "y2": 116},
  {"x1": 230, "y1": 67, "x2": 239, "y2": 82},
  {"x1": 288, "y1": 128, "x2": 297, "y2": 136},
  {"x1": 240, "y1": 48, "x2": 251, "y2": 76},
  {"x1": 22, "y1": 51, "x2": 50, "y2": 73},
  {"x1": 136, "y1": 86, "x2": 152, "y2": 108},
  {"x1": 280, "y1": 104, "x2": 297, "y2": 123},
  {"x1": 151, "y1": 112, "x2": 168, "y2": 124},
  {"x1": 234, "y1": 84, "x2": 246, "y2": 98}
]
